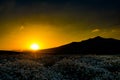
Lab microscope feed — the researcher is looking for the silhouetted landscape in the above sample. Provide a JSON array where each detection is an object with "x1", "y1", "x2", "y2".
[
  {"x1": 1, "y1": 36, "x2": 120, "y2": 55},
  {"x1": 0, "y1": 0, "x2": 120, "y2": 79},
  {"x1": 40, "y1": 36, "x2": 120, "y2": 55},
  {"x1": 0, "y1": 36, "x2": 120, "y2": 80}
]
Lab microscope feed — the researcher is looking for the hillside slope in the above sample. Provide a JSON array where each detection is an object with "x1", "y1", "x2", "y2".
[{"x1": 40, "y1": 36, "x2": 120, "y2": 55}]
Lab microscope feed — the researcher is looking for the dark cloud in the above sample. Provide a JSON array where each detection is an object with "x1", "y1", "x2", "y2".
[
  {"x1": 0, "y1": 0, "x2": 120, "y2": 38},
  {"x1": 0, "y1": 0, "x2": 119, "y2": 33}
]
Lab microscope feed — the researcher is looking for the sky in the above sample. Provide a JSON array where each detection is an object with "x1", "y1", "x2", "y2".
[{"x1": 0, "y1": 0, "x2": 120, "y2": 50}]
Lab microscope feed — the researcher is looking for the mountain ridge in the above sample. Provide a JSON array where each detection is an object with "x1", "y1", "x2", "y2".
[
  {"x1": 0, "y1": 36, "x2": 120, "y2": 55},
  {"x1": 40, "y1": 36, "x2": 120, "y2": 55}
]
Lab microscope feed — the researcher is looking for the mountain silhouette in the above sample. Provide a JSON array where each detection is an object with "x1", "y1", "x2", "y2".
[
  {"x1": 0, "y1": 36, "x2": 120, "y2": 55},
  {"x1": 40, "y1": 36, "x2": 120, "y2": 55},
  {"x1": 0, "y1": 50, "x2": 20, "y2": 55}
]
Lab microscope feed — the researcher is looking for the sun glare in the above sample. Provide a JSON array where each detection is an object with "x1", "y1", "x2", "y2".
[{"x1": 30, "y1": 43, "x2": 40, "y2": 50}]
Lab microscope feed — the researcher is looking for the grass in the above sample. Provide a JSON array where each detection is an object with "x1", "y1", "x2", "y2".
[{"x1": 0, "y1": 53, "x2": 120, "y2": 80}]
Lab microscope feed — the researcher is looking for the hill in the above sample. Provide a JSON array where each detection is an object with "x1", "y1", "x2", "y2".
[
  {"x1": 0, "y1": 50, "x2": 20, "y2": 54},
  {"x1": 40, "y1": 36, "x2": 120, "y2": 55},
  {"x1": 0, "y1": 36, "x2": 120, "y2": 55}
]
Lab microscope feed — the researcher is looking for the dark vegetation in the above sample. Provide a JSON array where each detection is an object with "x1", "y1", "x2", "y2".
[{"x1": 0, "y1": 53, "x2": 120, "y2": 80}]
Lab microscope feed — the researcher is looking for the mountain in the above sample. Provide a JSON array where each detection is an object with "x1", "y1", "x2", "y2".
[
  {"x1": 40, "y1": 36, "x2": 120, "y2": 55},
  {"x1": 0, "y1": 50, "x2": 21, "y2": 55}
]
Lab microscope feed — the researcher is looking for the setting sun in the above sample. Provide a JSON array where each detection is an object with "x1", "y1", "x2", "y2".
[{"x1": 30, "y1": 43, "x2": 40, "y2": 50}]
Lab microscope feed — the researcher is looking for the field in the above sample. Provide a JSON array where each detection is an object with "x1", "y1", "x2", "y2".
[{"x1": 0, "y1": 53, "x2": 120, "y2": 80}]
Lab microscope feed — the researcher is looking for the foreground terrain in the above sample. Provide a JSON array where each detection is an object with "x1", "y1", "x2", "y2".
[{"x1": 0, "y1": 53, "x2": 120, "y2": 80}]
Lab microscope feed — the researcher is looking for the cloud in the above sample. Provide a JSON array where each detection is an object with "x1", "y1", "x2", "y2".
[
  {"x1": 111, "y1": 29, "x2": 116, "y2": 33},
  {"x1": 91, "y1": 29, "x2": 100, "y2": 33},
  {"x1": 19, "y1": 26, "x2": 24, "y2": 31}
]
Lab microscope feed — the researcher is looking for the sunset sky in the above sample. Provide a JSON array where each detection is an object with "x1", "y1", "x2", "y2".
[{"x1": 0, "y1": 0, "x2": 120, "y2": 50}]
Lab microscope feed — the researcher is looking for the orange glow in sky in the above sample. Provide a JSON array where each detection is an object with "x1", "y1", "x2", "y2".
[
  {"x1": 0, "y1": 24, "x2": 115, "y2": 51},
  {"x1": 0, "y1": 24, "x2": 68, "y2": 51},
  {"x1": 0, "y1": 0, "x2": 119, "y2": 51}
]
